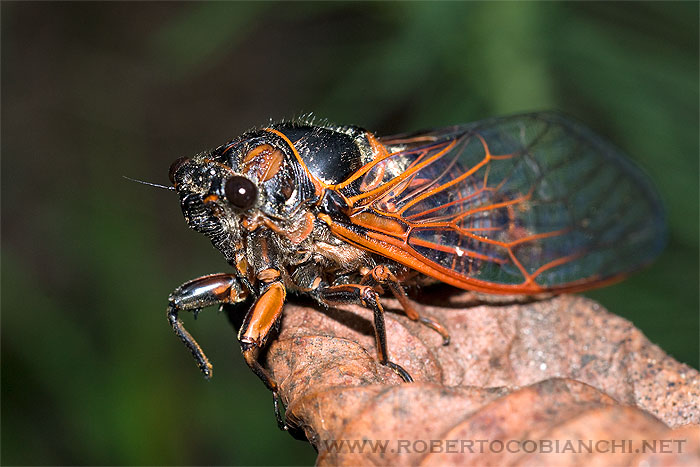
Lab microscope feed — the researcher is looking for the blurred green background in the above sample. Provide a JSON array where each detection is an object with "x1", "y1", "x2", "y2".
[{"x1": 2, "y1": 2, "x2": 698, "y2": 465}]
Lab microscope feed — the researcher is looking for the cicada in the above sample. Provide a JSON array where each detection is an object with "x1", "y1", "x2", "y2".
[{"x1": 166, "y1": 112, "x2": 664, "y2": 427}]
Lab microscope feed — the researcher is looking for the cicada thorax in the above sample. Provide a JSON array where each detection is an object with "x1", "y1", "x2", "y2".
[{"x1": 267, "y1": 122, "x2": 374, "y2": 186}]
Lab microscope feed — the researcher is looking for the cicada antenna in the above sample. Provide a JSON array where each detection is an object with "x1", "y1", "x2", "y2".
[{"x1": 123, "y1": 175, "x2": 175, "y2": 191}]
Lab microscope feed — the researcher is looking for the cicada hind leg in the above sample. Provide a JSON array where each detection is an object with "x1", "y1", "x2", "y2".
[
  {"x1": 317, "y1": 282, "x2": 414, "y2": 383},
  {"x1": 361, "y1": 265, "x2": 451, "y2": 345}
]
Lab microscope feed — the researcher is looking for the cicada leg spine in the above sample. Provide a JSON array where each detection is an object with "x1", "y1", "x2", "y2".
[{"x1": 361, "y1": 264, "x2": 451, "y2": 345}]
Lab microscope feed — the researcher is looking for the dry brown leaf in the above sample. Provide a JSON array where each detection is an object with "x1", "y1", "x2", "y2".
[{"x1": 263, "y1": 292, "x2": 699, "y2": 466}]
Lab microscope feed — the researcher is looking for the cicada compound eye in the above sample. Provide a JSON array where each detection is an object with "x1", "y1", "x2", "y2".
[
  {"x1": 225, "y1": 175, "x2": 258, "y2": 209},
  {"x1": 168, "y1": 157, "x2": 190, "y2": 184}
]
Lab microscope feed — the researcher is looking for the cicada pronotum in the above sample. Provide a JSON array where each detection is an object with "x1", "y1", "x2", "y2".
[{"x1": 166, "y1": 112, "x2": 665, "y2": 428}]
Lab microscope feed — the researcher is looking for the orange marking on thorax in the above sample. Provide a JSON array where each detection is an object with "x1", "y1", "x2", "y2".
[
  {"x1": 242, "y1": 144, "x2": 284, "y2": 182},
  {"x1": 264, "y1": 128, "x2": 326, "y2": 196}
]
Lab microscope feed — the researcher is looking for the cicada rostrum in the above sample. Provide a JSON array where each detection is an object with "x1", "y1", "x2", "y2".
[{"x1": 166, "y1": 112, "x2": 665, "y2": 427}]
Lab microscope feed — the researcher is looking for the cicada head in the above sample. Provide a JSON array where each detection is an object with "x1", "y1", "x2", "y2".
[{"x1": 168, "y1": 128, "x2": 318, "y2": 262}]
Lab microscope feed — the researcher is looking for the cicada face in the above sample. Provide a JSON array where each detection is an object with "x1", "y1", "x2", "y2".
[{"x1": 168, "y1": 128, "x2": 322, "y2": 262}]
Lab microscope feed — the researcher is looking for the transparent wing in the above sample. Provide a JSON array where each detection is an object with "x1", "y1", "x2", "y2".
[{"x1": 338, "y1": 112, "x2": 665, "y2": 293}]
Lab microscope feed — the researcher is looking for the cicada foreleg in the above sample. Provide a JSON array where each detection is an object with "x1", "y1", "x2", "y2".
[
  {"x1": 167, "y1": 273, "x2": 249, "y2": 379},
  {"x1": 316, "y1": 284, "x2": 413, "y2": 383},
  {"x1": 361, "y1": 265, "x2": 451, "y2": 345}
]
